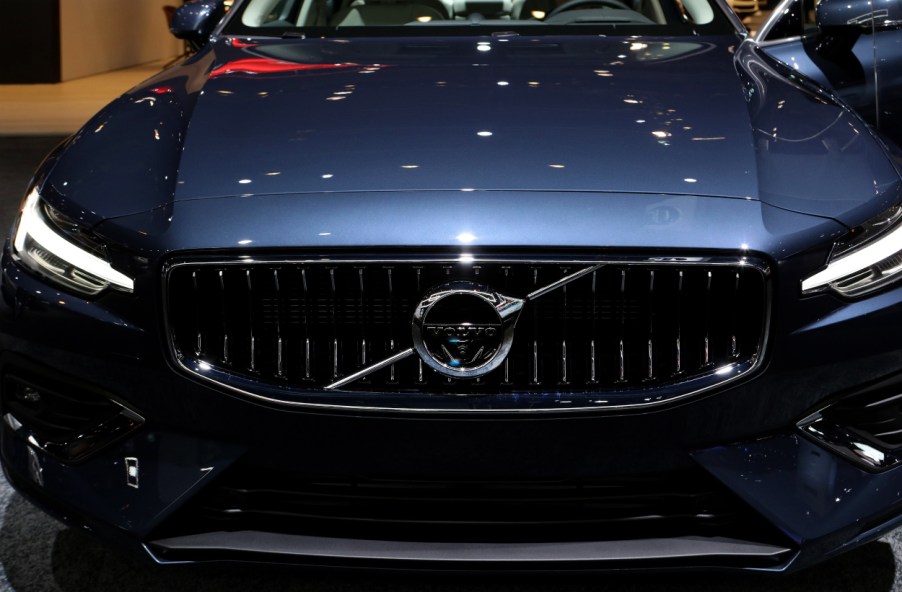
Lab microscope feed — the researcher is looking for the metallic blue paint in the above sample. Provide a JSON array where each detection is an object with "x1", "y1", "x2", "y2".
[
  {"x1": 39, "y1": 50, "x2": 216, "y2": 225},
  {"x1": 695, "y1": 434, "x2": 902, "y2": 570},
  {"x1": 815, "y1": 0, "x2": 902, "y2": 30},
  {"x1": 738, "y1": 42, "x2": 902, "y2": 223},
  {"x1": 97, "y1": 192, "x2": 842, "y2": 253},
  {"x1": 755, "y1": 0, "x2": 902, "y2": 162},
  {"x1": 6, "y1": 0, "x2": 902, "y2": 572},
  {"x1": 35, "y1": 34, "x2": 902, "y2": 229},
  {"x1": 176, "y1": 37, "x2": 761, "y2": 201},
  {"x1": 170, "y1": 0, "x2": 228, "y2": 47}
]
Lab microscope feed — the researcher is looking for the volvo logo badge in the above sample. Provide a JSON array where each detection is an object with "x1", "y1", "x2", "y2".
[{"x1": 412, "y1": 281, "x2": 524, "y2": 379}]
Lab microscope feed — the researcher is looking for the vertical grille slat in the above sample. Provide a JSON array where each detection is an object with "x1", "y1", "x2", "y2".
[
  {"x1": 386, "y1": 267, "x2": 398, "y2": 384},
  {"x1": 675, "y1": 270, "x2": 683, "y2": 376},
  {"x1": 588, "y1": 269, "x2": 598, "y2": 385},
  {"x1": 617, "y1": 268, "x2": 627, "y2": 384},
  {"x1": 192, "y1": 270, "x2": 203, "y2": 356},
  {"x1": 219, "y1": 270, "x2": 230, "y2": 366},
  {"x1": 329, "y1": 268, "x2": 340, "y2": 380},
  {"x1": 646, "y1": 269, "x2": 655, "y2": 381},
  {"x1": 357, "y1": 268, "x2": 368, "y2": 379},
  {"x1": 273, "y1": 269, "x2": 284, "y2": 378},
  {"x1": 560, "y1": 278, "x2": 569, "y2": 385},
  {"x1": 246, "y1": 270, "x2": 257, "y2": 373},
  {"x1": 731, "y1": 270, "x2": 740, "y2": 359},
  {"x1": 167, "y1": 257, "x2": 768, "y2": 400},
  {"x1": 703, "y1": 270, "x2": 712, "y2": 367}
]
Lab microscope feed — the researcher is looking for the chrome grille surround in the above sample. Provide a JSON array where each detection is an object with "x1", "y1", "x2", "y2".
[{"x1": 163, "y1": 253, "x2": 770, "y2": 413}]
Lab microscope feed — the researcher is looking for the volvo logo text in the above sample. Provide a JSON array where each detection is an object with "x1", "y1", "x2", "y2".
[{"x1": 427, "y1": 325, "x2": 498, "y2": 338}]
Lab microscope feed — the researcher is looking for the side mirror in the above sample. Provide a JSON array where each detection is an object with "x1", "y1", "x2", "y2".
[
  {"x1": 817, "y1": 0, "x2": 902, "y2": 30},
  {"x1": 170, "y1": 0, "x2": 227, "y2": 50}
]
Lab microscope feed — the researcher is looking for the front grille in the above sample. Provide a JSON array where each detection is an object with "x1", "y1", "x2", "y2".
[
  {"x1": 165, "y1": 255, "x2": 768, "y2": 408},
  {"x1": 153, "y1": 465, "x2": 790, "y2": 552}
]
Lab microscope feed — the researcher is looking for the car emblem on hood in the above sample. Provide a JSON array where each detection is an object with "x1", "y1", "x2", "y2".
[{"x1": 411, "y1": 281, "x2": 524, "y2": 378}]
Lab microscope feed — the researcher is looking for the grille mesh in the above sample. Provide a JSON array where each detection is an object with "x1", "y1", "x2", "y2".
[{"x1": 165, "y1": 256, "x2": 768, "y2": 402}]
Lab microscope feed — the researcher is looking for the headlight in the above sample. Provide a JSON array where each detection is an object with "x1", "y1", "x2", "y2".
[
  {"x1": 11, "y1": 188, "x2": 134, "y2": 296},
  {"x1": 802, "y1": 204, "x2": 902, "y2": 298}
]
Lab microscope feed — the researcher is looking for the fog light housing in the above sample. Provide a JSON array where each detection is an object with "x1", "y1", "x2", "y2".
[
  {"x1": 1, "y1": 372, "x2": 143, "y2": 464},
  {"x1": 798, "y1": 373, "x2": 902, "y2": 472}
]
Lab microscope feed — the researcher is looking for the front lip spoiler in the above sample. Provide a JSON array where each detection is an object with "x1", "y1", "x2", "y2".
[{"x1": 145, "y1": 531, "x2": 796, "y2": 570}]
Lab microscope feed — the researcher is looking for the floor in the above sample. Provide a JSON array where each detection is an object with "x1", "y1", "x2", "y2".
[{"x1": 3, "y1": 15, "x2": 902, "y2": 592}]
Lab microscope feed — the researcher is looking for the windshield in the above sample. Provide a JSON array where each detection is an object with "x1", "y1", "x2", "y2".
[{"x1": 223, "y1": 0, "x2": 735, "y2": 36}]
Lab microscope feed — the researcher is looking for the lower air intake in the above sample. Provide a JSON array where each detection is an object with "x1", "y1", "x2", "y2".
[{"x1": 148, "y1": 465, "x2": 794, "y2": 568}]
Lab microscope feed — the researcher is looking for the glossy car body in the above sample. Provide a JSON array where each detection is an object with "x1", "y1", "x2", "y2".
[{"x1": 4, "y1": 0, "x2": 902, "y2": 573}]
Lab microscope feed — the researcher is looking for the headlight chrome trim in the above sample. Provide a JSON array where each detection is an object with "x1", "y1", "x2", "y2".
[
  {"x1": 802, "y1": 204, "x2": 902, "y2": 298},
  {"x1": 12, "y1": 188, "x2": 134, "y2": 295}
]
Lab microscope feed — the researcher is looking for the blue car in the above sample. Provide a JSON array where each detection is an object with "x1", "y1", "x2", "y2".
[{"x1": 3, "y1": 0, "x2": 902, "y2": 572}]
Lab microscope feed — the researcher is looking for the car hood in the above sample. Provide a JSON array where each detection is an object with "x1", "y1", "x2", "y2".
[
  {"x1": 39, "y1": 36, "x2": 902, "y2": 227},
  {"x1": 174, "y1": 35, "x2": 759, "y2": 200}
]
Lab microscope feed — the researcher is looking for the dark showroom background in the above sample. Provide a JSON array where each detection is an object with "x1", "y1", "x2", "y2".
[{"x1": 2, "y1": 0, "x2": 902, "y2": 590}]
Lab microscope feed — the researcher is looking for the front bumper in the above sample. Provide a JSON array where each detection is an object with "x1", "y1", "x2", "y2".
[{"x1": 4, "y1": 241, "x2": 902, "y2": 574}]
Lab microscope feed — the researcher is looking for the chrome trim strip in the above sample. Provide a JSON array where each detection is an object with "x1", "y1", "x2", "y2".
[
  {"x1": 146, "y1": 532, "x2": 793, "y2": 565},
  {"x1": 165, "y1": 255, "x2": 764, "y2": 268},
  {"x1": 3, "y1": 399, "x2": 145, "y2": 464},
  {"x1": 710, "y1": 0, "x2": 748, "y2": 37},
  {"x1": 211, "y1": 0, "x2": 245, "y2": 38},
  {"x1": 754, "y1": 34, "x2": 808, "y2": 48},
  {"x1": 163, "y1": 254, "x2": 771, "y2": 415},
  {"x1": 752, "y1": 0, "x2": 796, "y2": 42},
  {"x1": 177, "y1": 357, "x2": 760, "y2": 414},
  {"x1": 798, "y1": 412, "x2": 900, "y2": 472},
  {"x1": 526, "y1": 264, "x2": 604, "y2": 300},
  {"x1": 325, "y1": 348, "x2": 416, "y2": 390}
]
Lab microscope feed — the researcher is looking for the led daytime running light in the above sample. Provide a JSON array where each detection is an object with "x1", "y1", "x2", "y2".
[
  {"x1": 802, "y1": 221, "x2": 902, "y2": 295},
  {"x1": 14, "y1": 189, "x2": 134, "y2": 292}
]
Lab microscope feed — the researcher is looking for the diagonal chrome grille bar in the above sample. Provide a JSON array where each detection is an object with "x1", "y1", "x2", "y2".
[
  {"x1": 325, "y1": 349, "x2": 415, "y2": 390},
  {"x1": 526, "y1": 264, "x2": 604, "y2": 301}
]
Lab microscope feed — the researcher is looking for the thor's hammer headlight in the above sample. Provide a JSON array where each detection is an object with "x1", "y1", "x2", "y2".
[
  {"x1": 802, "y1": 204, "x2": 902, "y2": 298},
  {"x1": 11, "y1": 188, "x2": 133, "y2": 296}
]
